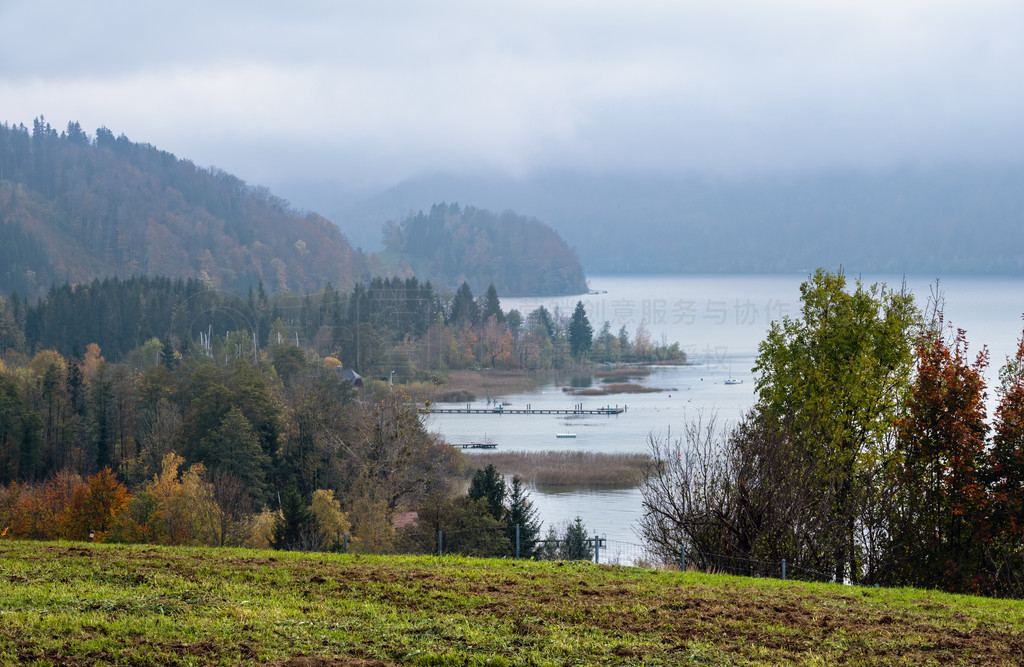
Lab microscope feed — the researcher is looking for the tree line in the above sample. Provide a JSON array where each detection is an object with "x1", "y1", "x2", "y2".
[
  {"x1": 1, "y1": 274, "x2": 682, "y2": 378},
  {"x1": 0, "y1": 274, "x2": 660, "y2": 557},
  {"x1": 640, "y1": 269, "x2": 1024, "y2": 598}
]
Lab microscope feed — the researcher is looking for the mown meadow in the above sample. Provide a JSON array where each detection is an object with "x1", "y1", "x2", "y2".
[{"x1": 2, "y1": 540, "x2": 1023, "y2": 665}]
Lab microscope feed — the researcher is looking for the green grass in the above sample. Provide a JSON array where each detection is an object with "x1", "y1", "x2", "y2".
[{"x1": 1, "y1": 541, "x2": 1023, "y2": 665}]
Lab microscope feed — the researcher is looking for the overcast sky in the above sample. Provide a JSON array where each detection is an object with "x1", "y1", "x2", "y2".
[{"x1": 3, "y1": 0, "x2": 1023, "y2": 193}]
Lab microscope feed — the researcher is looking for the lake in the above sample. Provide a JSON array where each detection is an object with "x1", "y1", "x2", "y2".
[{"x1": 426, "y1": 273, "x2": 1024, "y2": 560}]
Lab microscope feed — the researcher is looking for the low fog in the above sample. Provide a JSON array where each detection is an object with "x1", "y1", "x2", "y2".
[{"x1": 3, "y1": 0, "x2": 1023, "y2": 195}]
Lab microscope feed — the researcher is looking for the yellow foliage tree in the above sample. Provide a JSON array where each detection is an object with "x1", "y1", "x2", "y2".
[{"x1": 310, "y1": 489, "x2": 350, "y2": 551}]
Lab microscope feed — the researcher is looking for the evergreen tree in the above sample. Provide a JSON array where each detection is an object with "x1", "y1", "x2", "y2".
[
  {"x1": 200, "y1": 406, "x2": 271, "y2": 506},
  {"x1": 161, "y1": 338, "x2": 176, "y2": 370},
  {"x1": 568, "y1": 301, "x2": 593, "y2": 358},
  {"x1": 504, "y1": 476, "x2": 542, "y2": 558},
  {"x1": 481, "y1": 283, "x2": 504, "y2": 323},
  {"x1": 468, "y1": 464, "x2": 506, "y2": 522},
  {"x1": 561, "y1": 516, "x2": 594, "y2": 561},
  {"x1": 539, "y1": 525, "x2": 561, "y2": 560},
  {"x1": 449, "y1": 282, "x2": 479, "y2": 326},
  {"x1": 272, "y1": 485, "x2": 313, "y2": 550}
]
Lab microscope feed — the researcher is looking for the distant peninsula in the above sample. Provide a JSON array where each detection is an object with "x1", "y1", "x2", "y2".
[{"x1": 381, "y1": 202, "x2": 587, "y2": 296}]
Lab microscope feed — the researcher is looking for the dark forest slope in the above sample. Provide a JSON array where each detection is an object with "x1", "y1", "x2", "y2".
[
  {"x1": 0, "y1": 118, "x2": 588, "y2": 299},
  {"x1": 0, "y1": 118, "x2": 378, "y2": 298}
]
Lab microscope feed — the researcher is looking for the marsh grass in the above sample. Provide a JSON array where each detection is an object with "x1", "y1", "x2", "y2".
[
  {"x1": 564, "y1": 382, "x2": 667, "y2": 396},
  {"x1": 2, "y1": 540, "x2": 1023, "y2": 666},
  {"x1": 429, "y1": 370, "x2": 556, "y2": 403},
  {"x1": 464, "y1": 450, "x2": 652, "y2": 490},
  {"x1": 593, "y1": 367, "x2": 652, "y2": 381}
]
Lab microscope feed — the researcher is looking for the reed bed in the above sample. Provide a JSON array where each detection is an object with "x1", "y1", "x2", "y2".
[
  {"x1": 564, "y1": 382, "x2": 667, "y2": 395},
  {"x1": 431, "y1": 370, "x2": 555, "y2": 402},
  {"x1": 593, "y1": 367, "x2": 652, "y2": 380},
  {"x1": 463, "y1": 449, "x2": 652, "y2": 490}
]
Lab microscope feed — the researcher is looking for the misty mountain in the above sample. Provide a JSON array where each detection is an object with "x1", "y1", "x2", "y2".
[
  {"x1": 0, "y1": 119, "x2": 588, "y2": 299},
  {"x1": 331, "y1": 165, "x2": 1024, "y2": 275}
]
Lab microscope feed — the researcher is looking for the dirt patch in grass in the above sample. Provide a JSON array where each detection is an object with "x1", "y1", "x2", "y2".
[
  {"x1": 273, "y1": 658, "x2": 391, "y2": 667},
  {"x1": 303, "y1": 564, "x2": 1024, "y2": 665},
  {"x1": 5, "y1": 542, "x2": 1024, "y2": 665}
]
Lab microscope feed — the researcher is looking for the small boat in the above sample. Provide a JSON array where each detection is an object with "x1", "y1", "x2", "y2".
[
  {"x1": 724, "y1": 360, "x2": 743, "y2": 385},
  {"x1": 556, "y1": 433, "x2": 577, "y2": 438}
]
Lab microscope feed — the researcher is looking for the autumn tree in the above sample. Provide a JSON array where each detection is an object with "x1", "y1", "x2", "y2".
[
  {"x1": 890, "y1": 322, "x2": 989, "y2": 592},
  {"x1": 986, "y1": 326, "x2": 1024, "y2": 596},
  {"x1": 65, "y1": 467, "x2": 131, "y2": 541},
  {"x1": 341, "y1": 391, "x2": 455, "y2": 515},
  {"x1": 480, "y1": 315, "x2": 513, "y2": 368},
  {"x1": 309, "y1": 488, "x2": 350, "y2": 552}
]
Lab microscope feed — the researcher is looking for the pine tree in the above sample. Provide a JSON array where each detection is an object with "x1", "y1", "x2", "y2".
[
  {"x1": 272, "y1": 485, "x2": 313, "y2": 551},
  {"x1": 468, "y1": 464, "x2": 505, "y2": 522},
  {"x1": 450, "y1": 282, "x2": 479, "y2": 326},
  {"x1": 568, "y1": 301, "x2": 593, "y2": 359},
  {"x1": 504, "y1": 476, "x2": 542, "y2": 558},
  {"x1": 560, "y1": 516, "x2": 594, "y2": 561},
  {"x1": 481, "y1": 283, "x2": 504, "y2": 323}
]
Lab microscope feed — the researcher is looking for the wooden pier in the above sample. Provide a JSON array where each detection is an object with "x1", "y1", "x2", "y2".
[{"x1": 423, "y1": 405, "x2": 625, "y2": 416}]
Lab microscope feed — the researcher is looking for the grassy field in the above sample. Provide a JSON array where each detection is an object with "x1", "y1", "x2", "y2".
[{"x1": 2, "y1": 541, "x2": 1023, "y2": 666}]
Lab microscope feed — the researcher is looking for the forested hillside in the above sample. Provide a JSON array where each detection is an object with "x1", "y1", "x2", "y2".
[
  {"x1": 0, "y1": 118, "x2": 380, "y2": 298},
  {"x1": 382, "y1": 202, "x2": 587, "y2": 296},
  {"x1": 0, "y1": 118, "x2": 590, "y2": 300}
]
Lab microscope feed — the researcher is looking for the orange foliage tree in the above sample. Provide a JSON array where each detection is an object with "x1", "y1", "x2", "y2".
[
  {"x1": 65, "y1": 467, "x2": 131, "y2": 541},
  {"x1": 892, "y1": 323, "x2": 989, "y2": 592},
  {"x1": 985, "y1": 327, "x2": 1024, "y2": 595}
]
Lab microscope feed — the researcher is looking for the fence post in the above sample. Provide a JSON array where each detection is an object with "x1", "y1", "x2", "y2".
[
  {"x1": 781, "y1": 559, "x2": 786, "y2": 581},
  {"x1": 343, "y1": 533, "x2": 348, "y2": 554},
  {"x1": 680, "y1": 543, "x2": 686, "y2": 572},
  {"x1": 593, "y1": 534, "x2": 600, "y2": 564},
  {"x1": 515, "y1": 524, "x2": 521, "y2": 560},
  {"x1": 438, "y1": 530, "x2": 443, "y2": 557}
]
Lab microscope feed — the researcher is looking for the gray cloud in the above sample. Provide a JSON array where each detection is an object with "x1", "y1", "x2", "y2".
[{"x1": 2, "y1": 0, "x2": 1022, "y2": 190}]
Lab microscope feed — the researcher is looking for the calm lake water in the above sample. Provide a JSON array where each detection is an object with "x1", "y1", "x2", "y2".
[{"x1": 427, "y1": 273, "x2": 1024, "y2": 558}]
